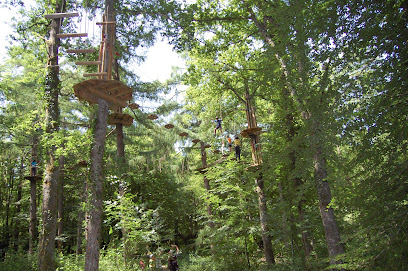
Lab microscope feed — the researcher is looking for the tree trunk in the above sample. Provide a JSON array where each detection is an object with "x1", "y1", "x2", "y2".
[
  {"x1": 57, "y1": 155, "x2": 65, "y2": 251},
  {"x1": 84, "y1": 0, "x2": 115, "y2": 268},
  {"x1": 313, "y1": 145, "x2": 344, "y2": 265},
  {"x1": 200, "y1": 142, "x2": 214, "y2": 229},
  {"x1": 13, "y1": 159, "x2": 24, "y2": 251},
  {"x1": 29, "y1": 177, "x2": 38, "y2": 256},
  {"x1": 243, "y1": 88, "x2": 275, "y2": 266},
  {"x1": 38, "y1": 3, "x2": 62, "y2": 269},
  {"x1": 84, "y1": 98, "x2": 109, "y2": 271}
]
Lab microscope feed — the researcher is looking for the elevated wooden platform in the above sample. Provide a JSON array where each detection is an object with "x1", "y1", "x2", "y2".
[
  {"x1": 83, "y1": 72, "x2": 108, "y2": 78},
  {"x1": 128, "y1": 103, "x2": 139, "y2": 109},
  {"x1": 148, "y1": 114, "x2": 158, "y2": 120},
  {"x1": 179, "y1": 132, "x2": 188, "y2": 137},
  {"x1": 240, "y1": 127, "x2": 263, "y2": 138},
  {"x1": 164, "y1": 124, "x2": 174, "y2": 129},
  {"x1": 192, "y1": 139, "x2": 200, "y2": 144},
  {"x1": 73, "y1": 79, "x2": 132, "y2": 111},
  {"x1": 75, "y1": 61, "x2": 102, "y2": 65},
  {"x1": 108, "y1": 113, "x2": 133, "y2": 126},
  {"x1": 66, "y1": 49, "x2": 96, "y2": 54},
  {"x1": 57, "y1": 33, "x2": 88, "y2": 38},
  {"x1": 44, "y1": 12, "x2": 79, "y2": 19},
  {"x1": 24, "y1": 176, "x2": 42, "y2": 181}
]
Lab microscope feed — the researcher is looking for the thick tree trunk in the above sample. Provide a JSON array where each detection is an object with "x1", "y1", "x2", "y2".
[
  {"x1": 313, "y1": 146, "x2": 344, "y2": 265},
  {"x1": 57, "y1": 155, "x2": 65, "y2": 251},
  {"x1": 38, "y1": 4, "x2": 62, "y2": 269},
  {"x1": 200, "y1": 142, "x2": 214, "y2": 229},
  {"x1": 29, "y1": 178, "x2": 38, "y2": 255},
  {"x1": 13, "y1": 160, "x2": 24, "y2": 251},
  {"x1": 84, "y1": 0, "x2": 115, "y2": 269},
  {"x1": 243, "y1": 88, "x2": 275, "y2": 266},
  {"x1": 84, "y1": 98, "x2": 109, "y2": 271}
]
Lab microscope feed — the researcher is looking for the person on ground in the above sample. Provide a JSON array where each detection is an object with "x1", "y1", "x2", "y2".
[
  {"x1": 214, "y1": 117, "x2": 222, "y2": 136},
  {"x1": 168, "y1": 244, "x2": 180, "y2": 271},
  {"x1": 234, "y1": 136, "x2": 241, "y2": 161}
]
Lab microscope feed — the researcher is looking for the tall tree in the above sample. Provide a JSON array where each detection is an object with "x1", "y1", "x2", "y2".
[{"x1": 38, "y1": 1, "x2": 64, "y2": 269}]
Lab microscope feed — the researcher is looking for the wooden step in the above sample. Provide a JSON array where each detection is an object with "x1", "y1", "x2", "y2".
[
  {"x1": 96, "y1": 21, "x2": 116, "y2": 25},
  {"x1": 83, "y1": 72, "x2": 108, "y2": 77},
  {"x1": 66, "y1": 49, "x2": 96, "y2": 54},
  {"x1": 75, "y1": 61, "x2": 102, "y2": 65},
  {"x1": 44, "y1": 12, "x2": 79, "y2": 19},
  {"x1": 57, "y1": 33, "x2": 88, "y2": 38}
]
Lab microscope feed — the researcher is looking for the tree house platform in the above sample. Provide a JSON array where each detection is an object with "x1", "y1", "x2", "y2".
[
  {"x1": 192, "y1": 139, "x2": 200, "y2": 143},
  {"x1": 73, "y1": 79, "x2": 132, "y2": 111},
  {"x1": 179, "y1": 132, "x2": 188, "y2": 137},
  {"x1": 57, "y1": 33, "x2": 88, "y2": 38},
  {"x1": 108, "y1": 113, "x2": 134, "y2": 126},
  {"x1": 128, "y1": 103, "x2": 139, "y2": 109},
  {"x1": 148, "y1": 114, "x2": 158, "y2": 120},
  {"x1": 44, "y1": 12, "x2": 79, "y2": 19},
  {"x1": 66, "y1": 49, "x2": 96, "y2": 54},
  {"x1": 24, "y1": 176, "x2": 42, "y2": 181},
  {"x1": 164, "y1": 124, "x2": 174, "y2": 129},
  {"x1": 240, "y1": 127, "x2": 263, "y2": 138}
]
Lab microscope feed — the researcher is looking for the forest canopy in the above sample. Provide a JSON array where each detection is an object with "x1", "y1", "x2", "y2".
[{"x1": 0, "y1": 0, "x2": 407, "y2": 271}]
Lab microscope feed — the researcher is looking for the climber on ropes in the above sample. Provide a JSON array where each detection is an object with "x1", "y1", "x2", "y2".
[
  {"x1": 227, "y1": 135, "x2": 232, "y2": 152},
  {"x1": 31, "y1": 159, "x2": 38, "y2": 176},
  {"x1": 234, "y1": 136, "x2": 241, "y2": 161},
  {"x1": 214, "y1": 116, "x2": 222, "y2": 136}
]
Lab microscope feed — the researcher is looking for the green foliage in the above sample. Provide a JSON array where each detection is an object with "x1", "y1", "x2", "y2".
[{"x1": 0, "y1": 252, "x2": 37, "y2": 271}]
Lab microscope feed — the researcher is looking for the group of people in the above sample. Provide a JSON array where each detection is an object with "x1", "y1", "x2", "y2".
[
  {"x1": 140, "y1": 244, "x2": 180, "y2": 271},
  {"x1": 214, "y1": 117, "x2": 241, "y2": 161}
]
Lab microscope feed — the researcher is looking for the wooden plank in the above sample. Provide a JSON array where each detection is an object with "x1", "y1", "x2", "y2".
[
  {"x1": 96, "y1": 21, "x2": 116, "y2": 25},
  {"x1": 75, "y1": 61, "x2": 102, "y2": 65},
  {"x1": 57, "y1": 33, "x2": 88, "y2": 38},
  {"x1": 83, "y1": 72, "x2": 108, "y2": 77},
  {"x1": 44, "y1": 12, "x2": 79, "y2": 19},
  {"x1": 66, "y1": 49, "x2": 96, "y2": 53}
]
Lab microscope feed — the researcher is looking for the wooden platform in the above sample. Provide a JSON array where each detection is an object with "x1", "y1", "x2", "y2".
[
  {"x1": 164, "y1": 124, "x2": 174, "y2": 129},
  {"x1": 128, "y1": 103, "x2": 139, "y2": 109},
  {"x1": 57, "y1": 33, "x2": 88, "y2": 38},
  {"x1": 148, "y1": 114, "x2": 158, "y2": 120},
  {"x1": 66, "y1": 49, "x2": 96, "y2": 54},
  {"x1": 73, "y1": 79, "x2": 132, "y2": 111},
  {"x1": 240, "y1": 127, "x2": 263, "y2": 138},
  {"x1": 192, "y1": 139, "x2": 200, "y2": 143},
  {"x1": 24, "y1": 176, "x2": 42, "y2": 181},
  {"x1": 44, "y1": 12, "x2": 79, "y2": 19},
  {"x1": 179, "y1": 132, "x2": 188, "y2": 137},
  {"x1": 108, "y1": 113, "x2": 134, "y2": 126}
]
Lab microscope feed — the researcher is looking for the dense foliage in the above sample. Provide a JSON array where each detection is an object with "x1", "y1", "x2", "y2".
[{"x1": 0, "y1": 0, "x2": 407, "y2": 270}]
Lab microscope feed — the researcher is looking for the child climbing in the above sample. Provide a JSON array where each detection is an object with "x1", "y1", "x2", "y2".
[
  {"x1": 234, "y1": 136, "x2": 241, "y2": 161},
  {"x1": 227, "y1": 135, "x2": 232, "y2": 152},
  {"x1": 31, "y1": 159, "x2": 38, "y2": 176},
  {"x1": 214, "y1": 116, "x2": 222, "y2": 136}
]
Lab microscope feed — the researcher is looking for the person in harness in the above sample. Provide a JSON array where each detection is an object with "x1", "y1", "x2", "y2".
[
  {"x1": 214, "y1": 116, "x2": 222, "y2": 136},
  {"x1": 167, "y1": 244, "x2": 180, "y2": 271}
]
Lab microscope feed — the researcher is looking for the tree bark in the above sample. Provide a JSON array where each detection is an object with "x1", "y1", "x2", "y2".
[
  {"x1": 243, "y1": 87, "x2": 275, "y2": 266},
  {"x1": 38, "y1": 4, "x2": 61, "y2": 268},
  {"x1": 84, "y1": 98, "x2": 109, "y2": 271},
  {"x1": 200, "y1": 142, "x2": 214, "y2": 229},
  {"x1": 313, "y1": 145, "x2": 344, "y2": 265},
  {"x1": 57, "y1": 155, "x2": 65, "y2": 251}
]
